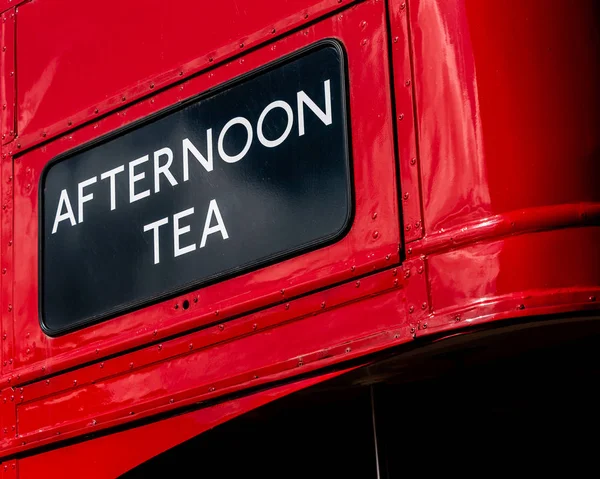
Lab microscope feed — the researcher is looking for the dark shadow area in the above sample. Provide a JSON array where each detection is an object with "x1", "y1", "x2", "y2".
[{"x1": 123, "y1": 317, "x2": 600, "y2": 478}]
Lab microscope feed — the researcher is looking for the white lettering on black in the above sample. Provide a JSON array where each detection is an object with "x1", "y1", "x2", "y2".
[
  {"x1": 173, "y1": 207, "x2": 196, "y2": 257},
  {"x1": 144, "y1": 217, "x2": 169, "y2": 265},
  {"x1": 257, "y1": 100, "x2": 294, "y2": 148},
  {"x1": 129, "y1": 155, "x2": 151, "y2": 203},
  {"x1": 200, "y1": 199, "x2": 229, "y2": 248},
  {"x1": 51, "y1": 189, "x2": 77, "y2": 234},
  {"x1": 100, "y1": 165, "x2": 125, "y2": 211},
  {"x1": 297, "y1": 79, "x2": 332, "y2": 136},
  {"x1": 182, "y1": 132, "x2": 213, "y2": 181},
  {"x1": 154, "y1": 147, "x2": 178, "y2": 193},
  {"x1": 218, "y1": 117, "x2": 253, "y2": 163}
]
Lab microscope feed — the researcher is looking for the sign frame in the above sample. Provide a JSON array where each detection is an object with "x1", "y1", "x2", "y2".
[{"x1": 37, "y1": 39, "x2": 353, "y2": 336}]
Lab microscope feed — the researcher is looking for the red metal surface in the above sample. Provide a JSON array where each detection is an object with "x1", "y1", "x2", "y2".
[
  {"x1": 10, "y1": 0, "x2": 399, "y2": 380},
  {"x1": 0, "y1": 0, "x2": 598, "y2": 475},
  {"x1": 17, "y1": 369, "x2": 353, "y2": 479},
  {"x1": 0, "y1": 8, "x2": 15, "y2": 144},
  {"x1": 14, "y1": 0, "x2": 361, "y2": 151},
  {"x1": 409, "y1": 0, "x2": 600, "y2": 234},
  {"x1": 388, "y1": 0, "x2": 424, "y2": 242}
]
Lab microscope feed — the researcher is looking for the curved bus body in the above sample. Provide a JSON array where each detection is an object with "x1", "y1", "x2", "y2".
[{"x1": 0, "y1": 0, "x2": 598, "y2": 476}]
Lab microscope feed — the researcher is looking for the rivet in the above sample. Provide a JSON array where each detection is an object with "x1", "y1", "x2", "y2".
[
  {"x1": 385, "y1": 254, "x2": 391, "y2": 260},
  {"x1": 92, "y1": 419, "x2": 97, "y2": 425},
  {"x1": 304, "y1": 13, "x2": 308, "y2": 19},
  {"x1": 455, "y1": 314, "x2": 461, "y2": 322},
  {"x1": 410, "y1": 158, "x2": 417, "y2": 165},
  {"x1": 403, "y1": 192, "x2": 409, "y2": 200},
  {"x1": 67, "y1": 120, "x2": 72, "y2": 126},
  {"x1": 150, "y1": 83, "x2": 155, "y2": 89},
  {"x1": 361, "y1": 39, "x2": 367, "y2": 46},
  {"x1": 355, "y1": 280, "x2": 361, "y2": 287},
  {"x1": 45, "y1": 380, "x2": 49, "y2": 385},
  {"x1": 321, "y1": 301, "x2": 326, "y2": 309},
  {"x1": 253, "y1": 375, "x2": 259, "y2": 379},
  {"x1": 121, "y1": 96, "x2": 126, "y2": 102},
  {"x1": 372, "y1": 212, "x2": 377, "y2": 219},
  {"x1": 345, "y1": 347, "x2": 351, "y2": 353},
  {"x1": 407, "y1": 247, "x2": 412, "y2": 255},
  {"x1": 73, "y1": 380, "x2": 77, "y2": 386},
  {"x1": 372, "y1": 231, "x2": 379, "y2": 239},
  {"x1": 218, "y1": 324, "x2": 224, "y2": 331},
  {"x1": 405, "y1": 79, "x2": 411, "y2": 86},
  {"x1": 194, "y1": 296, "x2": 198, "y2": 303},
  {"x1": 392, "y1": 268, "x2": 397, "y2": 276},
  {"x1": 393, "y1": 279, "x2": 398, "y2": 286},
  {"x1": 408, "y1": 306, "x2": 414, "y2": 313},
  {"x1": 100, "y1": 362, "x2": 104, "y2": 368},
  {"x1": 41, "y1": 132, "x2": 47, "y2": 137},
  {"x1": 26, "y1": 348, "x2": 30, "y2": 354},
  {"x1": 405, "y1": 224, "x2": 412, "y2": 231},
  {"x1": 94, "y1": 108, "x2": 99, "y2": 114},
  {"x1": 404, "y1": 270, "x2": 410, "y2": 278},
  {"x1": 398, "y1": 114, "x2": 404, "y2": 121},
  {"x1": 16, "y1": 143, "x2": 20, "y2": 149},
  {"x1": 415, "y1": 220, "x2": 421, "y2": 228},
  {"x1": 153, "y1": 329, "x2": 158, "y2": 336},
  {"x1": 280, "y1": 289, "x2": 285, "y2": 295},
  {"x1": 189, "y1": 343, "x2": 193, "y2": 349},
  {"x1": 209, "y1": 387, "x2": 215, "y2": 392},
  {"x1": 393, "y1": 36, "x2": 398, "y2": 43},
  {"x1": 169, "y1": 398, "x2": 174, "y2": 404},
  {"x1": 422, "y1": 323, "x2": 427, "y2": 329},
  {"x1": 351, "y1": 265, "x2": 356, "y2": 272},
  {"x1": 129, "y1": 411, "x2": 135, "y2": 415},
  {"x1": 129, "y1": 362, "x2": 134, "y2": 369},
  {"x1": 589, "y1": 296, "x2": 596, "y2": 302},
  {"x1": 417, "y1": 266, "x2": 424, "y2": 274},
  {"x1": 158, "y1": 344, "x2": 162, "y2": 350},
  {"x1": 253, "y1": 323, "x2": 258, "y2": 329},
  {"x1": 270, "y1": 28, "x2": 276, "y2": 34},
  {"x1": 9, "y1": 71, "x2": 13, "y2": 77},
  {"x1": 239, "y1": 43, "x2": 244, "y2": 48},
  {"x1": 215, "y1": 310, "x2": 220, "y2": 317},
  {"x1": 517, "y1": 304, "x2": 525, "y2": 310},
  {"x1": 400, "y1": 2, "x2": 406, "y2": 10},
  {"x1": 421, "y1": 302, "x2": 427, "y2": 310},
  {"x1": 179, "y1": 71, "x2": 183, "y2": 76}
]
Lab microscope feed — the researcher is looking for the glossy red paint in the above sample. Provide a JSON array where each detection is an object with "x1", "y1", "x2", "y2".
[
  {"x1": 15, "y1": 0, "x2": 361, "y2": 151},
  {"x1": 0, "y1": 0, "x2": 598, "y2": 475},
  {"x1": 0, "y1": 8, "x2": 15, "y2": 145},
  {"x1": 17, "y1": 370, "x2": 354, "y2": 479},
  {"x1": 10, "y1": 0, "x2": 399, "y2": 380}
]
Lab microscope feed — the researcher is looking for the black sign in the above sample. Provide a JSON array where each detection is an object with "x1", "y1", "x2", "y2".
[{"x1": 40, "y1": 41, "x2": 351, "y2": 335}]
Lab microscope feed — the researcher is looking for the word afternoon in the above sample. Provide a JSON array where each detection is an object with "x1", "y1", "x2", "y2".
[{"x1": 50, "y1": 80, "x2": 333, "y2": 265}]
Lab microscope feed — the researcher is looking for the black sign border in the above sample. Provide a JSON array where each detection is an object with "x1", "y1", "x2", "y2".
[{"x1": 38, "y1": 39, "x2": 353, "y2": 336}]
